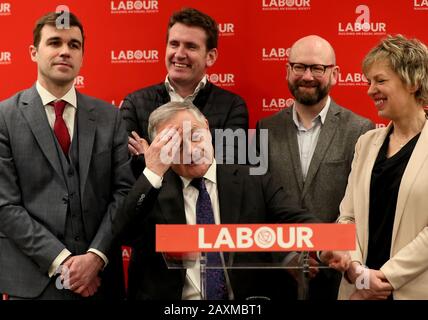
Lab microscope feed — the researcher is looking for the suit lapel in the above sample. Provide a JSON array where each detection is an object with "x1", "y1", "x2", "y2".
[
  {"x1": 301, "y1": 103, "x2": 339, "y2": 198},
  {"x1": 157, "y1": 83, "x2": 171, "y2": 105},
  {"x1": 217, "y1": 164, "x2": 243, "y2": 224},
  {"x1": 193, "y1": 81, "x2": 211, "y2": 113},
  {"x1": 157, "y1": 164, "x2": 243, "y2": 225},
  {"x1": 392, "y1": 121, "x2": 428, "y2": 246},
  {"x1": 77, "y1": 93, "x2": 96, "y2": 196},
  {"x1": 158, "y1": 170, "x2": 187, "y2": 224},
  {"x1": 216, "y1": 164, "x2": 242, "y2": 266},
  {"x1": 283, "y1": 108, "x2": 304, "y2": 192},
  {"x1": 19, "y1": 86, "x2": 64, "y2": 179}
]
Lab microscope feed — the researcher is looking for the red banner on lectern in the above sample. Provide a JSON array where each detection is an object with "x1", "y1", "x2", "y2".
[{"x1": 156, "y1": 224, "x2": 355, "y2": 252}]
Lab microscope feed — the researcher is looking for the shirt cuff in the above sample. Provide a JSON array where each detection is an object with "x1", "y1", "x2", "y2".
[
  {"x1": 87, "y1": 248, "x2": 109, "y2": 269},
  {"x1": 48, "y1": 249, "x2": 72, "y2": 278},
  {"x1": 143, "y1": 167, "x2": 163, "y2": 189},
  {"x1": 316, "y1": 251, "x2": 323, "y2": 262}
]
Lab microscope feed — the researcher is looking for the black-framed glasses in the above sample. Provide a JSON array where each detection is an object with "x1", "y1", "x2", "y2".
[{"x1": 289, "y1": 63, "x2": 335, "y2": 77}]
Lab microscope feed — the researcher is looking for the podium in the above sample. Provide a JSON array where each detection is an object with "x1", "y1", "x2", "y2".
[
  {"x1": 157, "y1": 223, "x2": 355, "y2": 300},
  {"x1": 162, "y1": 251, "x2": 329, "y2": 300}
]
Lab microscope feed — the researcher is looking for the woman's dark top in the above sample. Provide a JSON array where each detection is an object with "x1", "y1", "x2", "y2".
[{"x1": 366, "y1": 130, "x2": 420, "y2": 270}]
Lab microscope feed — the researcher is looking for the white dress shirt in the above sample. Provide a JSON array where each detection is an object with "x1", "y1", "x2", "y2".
[
  {"x1": 164, "y1": 75, "x2": 207, "y2": 102},
  {"x1": 143, "y1": 159, "x2": 233, "y2": 300},
  {"x1": 37, "y1": 81, "x2": 77, "y2": 139},
  {"x1": 292, "y1": 96, "x2": 331, "y2": 181}
]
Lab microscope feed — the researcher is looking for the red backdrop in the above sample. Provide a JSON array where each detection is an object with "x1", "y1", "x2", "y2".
[
  {"x1": 1, "y1": 0, "x2": 428, "y2": 282},
  {"x1": 2, "y1": 0, "x2": 428, "y2": 129}
]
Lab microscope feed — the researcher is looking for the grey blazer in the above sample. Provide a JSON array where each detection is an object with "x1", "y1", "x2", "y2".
[
  {"x1": 0, "y1": 86, "x2": 134, "y2": 298},
  {"x1": 256, "y1": 100, "x2": 374, "y2": 222}
]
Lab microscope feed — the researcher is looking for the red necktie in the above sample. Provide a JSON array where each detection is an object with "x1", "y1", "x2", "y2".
[{"x1": 50, "y1": 100, "x2": 71, "y2": 155}]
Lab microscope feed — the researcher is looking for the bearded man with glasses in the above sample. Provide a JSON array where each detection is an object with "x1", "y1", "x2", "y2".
[{"x1": 255, "y1": 35, "x2": 374, "y2": 300}]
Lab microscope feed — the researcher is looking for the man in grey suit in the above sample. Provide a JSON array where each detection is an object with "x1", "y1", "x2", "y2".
[
  {"x1": 0, "y1": 12, "x2": 134, "y2": 299},
  {"x1": 256, "y1": 35, "x2": 374, "y2": 300}
]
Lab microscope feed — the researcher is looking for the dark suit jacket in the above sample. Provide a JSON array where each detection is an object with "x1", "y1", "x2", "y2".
[
  {"x1": 120, "y1": 82, "x2": 249, "y2": 176},
  {"x1": 113, "y1": 164, "x2": 317, "y2": 300},
  {"x1": 0, "y1": 86, "x2": 135, "y2": 298}
]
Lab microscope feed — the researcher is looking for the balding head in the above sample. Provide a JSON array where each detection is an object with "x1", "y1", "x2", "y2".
[
  {"x1": 287, "y1": 35, "x2": 338, "y2": 107},
  {"x1": 289, "y1": 35, "x2": 336, "y2": 65}
]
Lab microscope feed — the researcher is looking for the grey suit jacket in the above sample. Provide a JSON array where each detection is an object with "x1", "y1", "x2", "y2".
[
  {"x1": 256, "y1": 100, "x2": 374, "y2": 222},
  {"x1": 0, "y1": 86, "x2": 134, "y2": 298}
]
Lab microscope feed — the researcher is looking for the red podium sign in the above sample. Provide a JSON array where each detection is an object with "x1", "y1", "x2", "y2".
[{"x1": 156, "y1": 224, "x2": 355, "y2": 252}]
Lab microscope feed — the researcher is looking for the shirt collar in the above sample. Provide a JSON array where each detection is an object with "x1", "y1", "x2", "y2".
[
  {"x1": 180, "y1": 158, "x2": 217, "y2": 189},
  {"x1": 164, "y1": 75, "x2": 207, "y2": 98},
  {"x1": 292, "y1": 95, "x2": 331, "y2": 127},
  {"x1": 36, "y1": 81, "x2": 77, "y2": 109}
]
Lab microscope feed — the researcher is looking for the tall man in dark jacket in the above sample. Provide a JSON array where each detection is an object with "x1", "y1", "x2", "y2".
[{"x1": 121, "y1": 8, "x2": 248, "y2": 177}]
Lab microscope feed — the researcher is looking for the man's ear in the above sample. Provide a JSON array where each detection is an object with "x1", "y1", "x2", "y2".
[
  {"x1": 330, "y1": 65, "x2": 340, "y2": 86},
  {"x1": 286, "y1": 63, "x2": 291, "y2": 80},
  {"x1": 29, "y1": 45, "x2": 38, "y2": 62},
  {"x1": 206, "y1": 48, "x2": 218, "y2": 68}
]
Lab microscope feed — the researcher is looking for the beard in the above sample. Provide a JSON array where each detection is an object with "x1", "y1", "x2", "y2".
[{"x1": 288, "y1": 79, "x2": 331, "y2": 106}]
